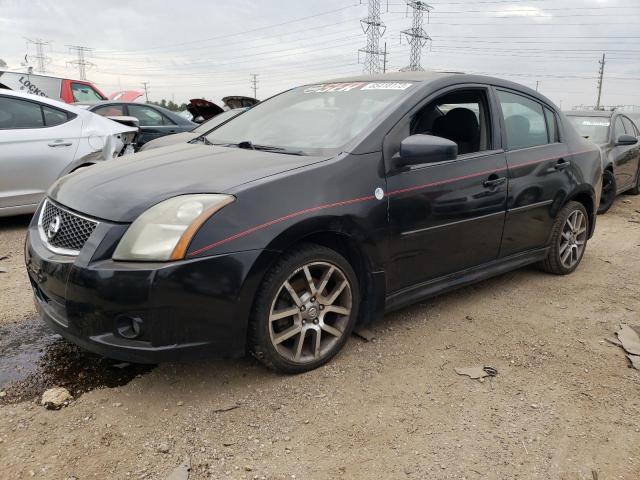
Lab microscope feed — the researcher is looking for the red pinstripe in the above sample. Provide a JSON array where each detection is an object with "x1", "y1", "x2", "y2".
[{"x1": 187, "y1": 149, "x2": 595, "y2": 257}]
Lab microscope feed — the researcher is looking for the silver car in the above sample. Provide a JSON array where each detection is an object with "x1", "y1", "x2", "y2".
[{"x1": 0, "y1": 90, "x2": 137, "y2": 217}]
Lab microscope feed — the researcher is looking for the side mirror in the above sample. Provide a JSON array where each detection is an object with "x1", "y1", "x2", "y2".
[
  {"x1": 394, "y1": 134, "x2": 458, "y2": 168},
  {"x1": 616, "y1": 134, "x2": 638, "y2": 146}
]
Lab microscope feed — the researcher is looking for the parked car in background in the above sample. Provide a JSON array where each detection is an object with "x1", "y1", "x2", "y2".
[
  {"x1": 77, "y1": 101, "x2": 196, "y2": 148},
  {"x1": 566, "y1": 110, "x2": 640, "y2": 213},
  {"x1": 187, "y1": 96, "x2": 258, "y2": 122},
  {"x1": 139, "y1": 108, "x2": 247, "y2": 151},
  {"x1": 0, "y1": 70, "x2": 107, "y2": 103},
  {"x1": 0, "y1": 90, "x2": 137, "y2": 217},
  {"x1": 26, "y1": 73, "x2": 601, "y2": 373}
]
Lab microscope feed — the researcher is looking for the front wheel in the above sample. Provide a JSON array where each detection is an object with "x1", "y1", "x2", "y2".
[
  {"x1": 249, "y1": 244, "x2": 360, "y2": 373},
  {"x1": 539, "y1": 201, "x2": 589, "y2": 275},
  {"x1": 598, "y1": 169, "x2": 616, "y2": 214}
]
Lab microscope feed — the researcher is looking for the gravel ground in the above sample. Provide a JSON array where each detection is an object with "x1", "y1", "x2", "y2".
[{"x1": 1, "y1": 197, "x2": 639, "y2": 479}]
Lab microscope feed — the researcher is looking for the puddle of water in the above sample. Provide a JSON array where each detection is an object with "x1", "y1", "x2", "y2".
[{"x1": 0, "y1": 318, "x2": 153, "y2": 405}]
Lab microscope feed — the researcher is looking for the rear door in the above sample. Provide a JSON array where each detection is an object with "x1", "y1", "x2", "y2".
[
  {"x1": 0, "y1": 95, "x2": 81, "y2": 209},
  {"x1": 496, "y1": 89, "x2": 571, "y2": 257},
  {"x1": 126, "y1": 104, "x2": 179, "y2": 147},
  {"x1": 384, "y1": 86, "x2": 507, "y2": 292}
]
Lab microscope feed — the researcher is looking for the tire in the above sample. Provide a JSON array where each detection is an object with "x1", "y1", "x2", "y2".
[
  {"x1": 628, "y1": 166, "x2": 640, "y2": 195},
  {"x1": 539, "y1": 201, "x2": 589, "y2": 275},
  {"x1": 597, "y1": 169, "x2": 616, "y2": 214},
  {"x1": 249, "y1": 244, "x2": 360, "y2": 374}
]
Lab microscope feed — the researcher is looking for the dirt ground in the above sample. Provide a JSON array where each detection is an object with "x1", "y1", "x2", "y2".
[{"x1": 1, "y1": 197, "x2": 639, "y2": 480}]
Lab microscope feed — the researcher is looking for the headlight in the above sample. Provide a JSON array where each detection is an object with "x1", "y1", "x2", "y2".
[{"x1": 113, "y1": 194, "x2": 234, "y2": 261}]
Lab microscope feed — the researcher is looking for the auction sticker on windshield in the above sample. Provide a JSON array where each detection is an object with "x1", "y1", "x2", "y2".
[
  {"x1": 304, "y1": 82, "x2": 413, "y2": 93},
  {"x1": 361, "y1": 82, "x2": 413, "y2": 90},
  {"x1": 581, "y1": 120, "x2": 610, "y2": 126}
]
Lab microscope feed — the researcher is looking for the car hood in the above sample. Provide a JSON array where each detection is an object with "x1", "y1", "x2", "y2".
[
  {"x1": 140, "y1": 131, "x2": 198, "y2": 151},
  {"x1": 49, "y1": 143, "x2": 327, "y2": 222}
]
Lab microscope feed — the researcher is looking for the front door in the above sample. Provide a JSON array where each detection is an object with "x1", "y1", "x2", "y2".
[{"x1": 384, "y1": 87, "x2": 507, "y2": 293}]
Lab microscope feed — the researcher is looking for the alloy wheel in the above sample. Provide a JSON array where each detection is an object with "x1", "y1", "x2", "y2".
[
  {"x1": 559, "y1": 209, "x2": 587, "y2": 269},
  {"x1": 268, "y1": 261, "x2": 352, "y2": 364}
]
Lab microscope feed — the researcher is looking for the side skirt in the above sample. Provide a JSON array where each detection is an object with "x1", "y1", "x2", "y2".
[{"x1": 384, "y1": 248, "x2": 549, "y2": 313}]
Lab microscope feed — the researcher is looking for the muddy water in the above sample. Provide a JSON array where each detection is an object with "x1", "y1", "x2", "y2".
[{"x1": 0, "y1": 319, "x2": 153, "y2": 405}]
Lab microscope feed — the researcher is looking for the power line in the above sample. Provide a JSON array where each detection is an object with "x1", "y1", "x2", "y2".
[
  {"x1": 359, "y1": 0, "x2": 386, "y2": 74},
  {"x1": 66, "y1": 45, "x2": 94, "y2": 80},
  {"x1": 250, "y1": 73, "x2": 259, "y2": 99},
  {"x1": 25, "y1": 38, "x2": 51, "y2": 74},
  {"x1": 596, "y1": 54, "x2": 606, "y2": 110},
  {"x1": 401, "y1": 1, "x2": 432, "y2": 71},
  {"x1": 141, "y1": 81, "x2": 150, "y2": 102}
]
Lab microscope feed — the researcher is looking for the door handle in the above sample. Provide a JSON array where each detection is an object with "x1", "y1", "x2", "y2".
[
  {"x1": 554, "y1": 158, "x2": 571, "y2": 171},
  {"x1": 48, "y1": 142, "x2": 72, "y2": 147},
  {"x1": 483, "y1": 175, "x2": 506, "y2": 188}
]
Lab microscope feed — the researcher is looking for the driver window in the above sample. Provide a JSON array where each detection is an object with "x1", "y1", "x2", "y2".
[{"x1": 410, "y1": 89, "x2": 491, "y2": 155}]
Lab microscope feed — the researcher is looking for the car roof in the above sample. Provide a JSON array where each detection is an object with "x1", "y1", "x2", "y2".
[
  {"x1": 315, "y1": 71, "x2": 558, "y2": 109},
  {"x1": 564, "y1": 110, "x2": 613, "y2": 118},
  {"x1": 320, "y1": 71, "x2": 458, "y2": 83}
]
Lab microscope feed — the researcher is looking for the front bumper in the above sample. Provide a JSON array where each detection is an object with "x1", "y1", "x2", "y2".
[{"x1": 25, "y1": 215, "x2": 275, "y2": 364}]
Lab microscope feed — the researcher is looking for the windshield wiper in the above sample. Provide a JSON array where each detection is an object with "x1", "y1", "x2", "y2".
[{"x1": 211, "y1": 141, "x2": 306, "y2": 156}]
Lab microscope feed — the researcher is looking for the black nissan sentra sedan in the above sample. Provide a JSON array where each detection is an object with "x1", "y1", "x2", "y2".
[{"x1": 26, "y1": 72, "x2": 602, "y2": 373}]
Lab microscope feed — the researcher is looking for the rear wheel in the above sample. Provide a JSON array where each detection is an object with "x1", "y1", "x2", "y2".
[
  {"x1": 539, "y1": 201, "x2": 589, "y2": 275},
  {"x1": 598, "y1": 169, "x2": 616, "y2": 214},
  {"x1": 249, "y1": 244, "x2": 359, "y2": 373}
]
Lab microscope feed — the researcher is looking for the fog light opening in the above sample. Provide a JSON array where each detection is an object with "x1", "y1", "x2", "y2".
[{"x1": 116, "y1": 315, "x2": 144, "y2": 339}]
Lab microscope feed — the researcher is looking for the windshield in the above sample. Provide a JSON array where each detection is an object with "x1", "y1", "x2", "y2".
[
  {"x1": 205, "y1": 81, "x2": 415, "y2": 155},
  {"x1": 567, "y1": 116, "x2": 610, "y2": 143},
  {"x1": 193, "y1": 108, "x2": 244, "y2": 134}
]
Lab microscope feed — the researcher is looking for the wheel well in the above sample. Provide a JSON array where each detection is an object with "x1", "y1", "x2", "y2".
[
  {"x1": 71, "y1": 163, "x2": 94, "y2": 173},
  {"x1": 605, "y1": 165, "x2": 614, "y2": 173},
  {"x1": 290, "y1": 231, "x2": 379, "y2": 325},
  {"x1": 569, "y1": 191, "x2": 595, "y2": 232}
]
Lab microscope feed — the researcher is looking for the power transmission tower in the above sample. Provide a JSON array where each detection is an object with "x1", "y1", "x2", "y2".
[
  {"x1": 66, "y1": 45, "x2": 94, "y2": 80},
  {"x1": 359, "y1": 0, "x2": 386, "y2": 74},
  {"x1": 401, "y1": 1, "x2": 432, "y2": 71},
  {"x1": 26, "y1": 38, "x2": 51, "y2": 74},
  {"x1": 596, "y1": 53, "x2": 606, "y2": 111},
  {"x1": 250, "y1": 73, "x2": 259, "y2": 99},
  {"x1": 141, "y1": 82, "x2": 150, "y2": 102}
]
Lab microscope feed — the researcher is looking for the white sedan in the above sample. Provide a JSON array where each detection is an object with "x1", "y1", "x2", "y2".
[{"x1": 0, "y1": 90, "x2": 138, "y2": 217}]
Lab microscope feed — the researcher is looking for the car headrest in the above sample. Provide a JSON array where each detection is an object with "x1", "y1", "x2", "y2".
[{"x1": 443, "y1": 108, "x2": 479, "y2": 142}]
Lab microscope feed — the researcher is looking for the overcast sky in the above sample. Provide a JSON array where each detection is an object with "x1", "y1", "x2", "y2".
[{"x1": 1, "y1": 0, "x2": 638, "y2": 109}]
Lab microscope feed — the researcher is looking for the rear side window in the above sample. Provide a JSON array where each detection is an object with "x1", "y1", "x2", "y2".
[
  {"x1": 93, "y1": 105, "x2": 125, "y2": 117},
  {"x1": 0, "y1": 96, "x2": 45, "y2": 128},
  {"x1": 497, "y1": 90, "x2": 548, "y2": 150},
  {"x1": 544, "y1": 107, "x2": 559, "y2": 143},
  {"x1": 42, "y1": 105, "x2": 70, "y2": 126}
]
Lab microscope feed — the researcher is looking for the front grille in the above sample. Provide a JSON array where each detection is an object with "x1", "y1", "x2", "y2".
[{"x1": 39, "y1": 200, "x2": 99, "y2": 255}]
